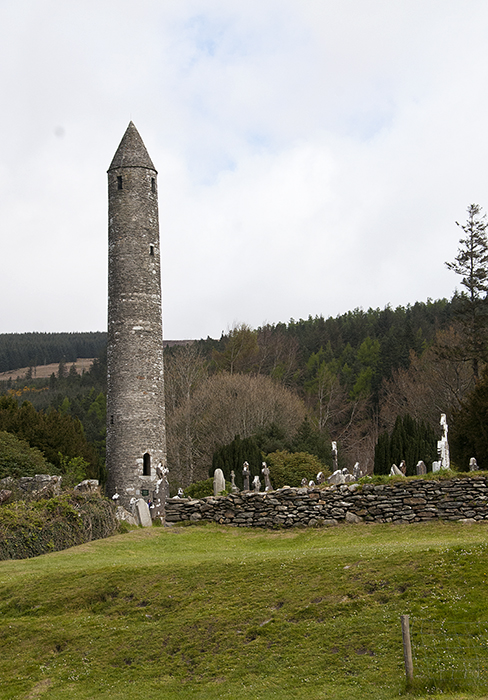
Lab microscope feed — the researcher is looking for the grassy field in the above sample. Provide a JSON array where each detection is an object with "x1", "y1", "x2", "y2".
[{"x1": 1, "y1": 520, "x2": 488, "y2": 700}]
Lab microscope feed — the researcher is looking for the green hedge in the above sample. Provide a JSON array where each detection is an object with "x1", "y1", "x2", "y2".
[{"x1": 0, "y1": 493, "x2": 119, "y2": 560}]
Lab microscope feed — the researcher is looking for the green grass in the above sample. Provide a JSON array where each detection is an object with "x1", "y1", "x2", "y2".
[{"x1": 1, "y1": 521, "x2": 488, "y2": 700}]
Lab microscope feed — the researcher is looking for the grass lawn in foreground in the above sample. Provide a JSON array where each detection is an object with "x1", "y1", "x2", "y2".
[{"x1": 1, "y1": 521, "x2": 488, "y2": 700}]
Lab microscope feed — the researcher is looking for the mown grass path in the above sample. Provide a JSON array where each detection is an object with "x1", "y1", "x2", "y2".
[{"x1": 1, "y1": 521, "x2": 488, "y2": 699}]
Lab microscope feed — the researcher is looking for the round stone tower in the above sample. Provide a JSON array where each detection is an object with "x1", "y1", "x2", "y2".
[{"x1": 106, "y1": 122, "x2": 166, "y2": 507}]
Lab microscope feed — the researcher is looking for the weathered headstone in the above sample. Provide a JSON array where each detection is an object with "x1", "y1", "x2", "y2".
[
  {"x1": 328, "y1": 469, "x2": 345, "y2": 485},
  {"x1": 390, "y1": 464, "x2": 404, "y2": 476},
  {"x1": 399, "y1": 460, "x2": 407, "y2": 475},
  {"x1": 437, "y1": 413, "x2": 450, "y2": 470},
  {"x1": 432, "y1": 461, "x2": 441, "y2": 473},
  {"x1": 352, "y1": 462, "x2": 362, "y2": 480},
  {"x1": 252, "y1": 475, "x2": 261, "y2": 492},
  {"x1": 301, "y1": 478, "x2": 308, "y2": 487},
  {"x1": 469, "y1": 457, "x2": 479, "y2": 471},
  {"x1": 152, "y1": 464, "x2": 170, "y2": 520},
  {"x1": 213, "y1": 468, "x2": 226, "y2": 496},
  {"x1": 261, "y1": 462, "x2": 273, "y2": 491},
  {"x1": 316, "y1": 471, "x2": 325, "y2": 484},
  {"x1": 242, "y1": 462, "x2": 250, "y2": 491},
  {"x1": 115, "y1": 505, "x2": 137, "y2": 525},
  {"x1": 332, "y1": 441, "x2": 338, "y2": 472},
  {"x1": 230, "y1": 470, "x2": 239, "y2": 493},
  {"x1": 416, "y1": 460, "x2": 427, "y2": 476},
  {"x1": 133, "y1": 498, "x2": 152, "y2": 527}
]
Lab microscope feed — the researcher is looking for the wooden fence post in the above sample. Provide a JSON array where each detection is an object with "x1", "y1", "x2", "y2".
[{"x1": 401, "y1": 614, "x2": 414, "y2": 682}]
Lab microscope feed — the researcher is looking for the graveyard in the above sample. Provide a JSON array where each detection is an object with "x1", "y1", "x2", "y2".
[{"x1": 1, "y1": 517, "x2": 488, "y2": 700}]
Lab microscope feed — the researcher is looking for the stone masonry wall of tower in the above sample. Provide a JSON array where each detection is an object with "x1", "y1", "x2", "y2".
[{"x1": 106, "y1": 123, "x2": 167, "y2": 508}]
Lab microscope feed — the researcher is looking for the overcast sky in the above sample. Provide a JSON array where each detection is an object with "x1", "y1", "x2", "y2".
[{"x1": 1, "y1": 1, "x2": 488, "y2": 340}]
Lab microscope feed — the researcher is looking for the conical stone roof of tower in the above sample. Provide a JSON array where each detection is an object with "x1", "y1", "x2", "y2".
[{"x1": 108, "y1": 121, "x2": 156, "y2": 172}]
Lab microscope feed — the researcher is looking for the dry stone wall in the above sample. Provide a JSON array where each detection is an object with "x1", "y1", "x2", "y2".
[{"x1": 164, "y1": 476, "x2": 488, "y2": 527}]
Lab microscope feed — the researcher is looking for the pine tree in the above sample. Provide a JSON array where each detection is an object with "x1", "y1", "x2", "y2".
[{"x1": 446, "y1": 204, "x2": 488, "y2": 379}]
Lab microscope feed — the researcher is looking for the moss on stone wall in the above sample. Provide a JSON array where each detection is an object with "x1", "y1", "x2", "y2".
[{"x1": 0, "y1": 493, "x2": 119, "y2": 560}]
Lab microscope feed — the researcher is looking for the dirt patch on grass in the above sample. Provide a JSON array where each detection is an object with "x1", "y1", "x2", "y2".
[{"x1": 26, "y1": 679, "x2": 52, "y2": 698}]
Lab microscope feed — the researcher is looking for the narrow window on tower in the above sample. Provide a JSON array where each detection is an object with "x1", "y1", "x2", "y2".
[
  {"x1": 143, "y1": 452, "x2": 151, "y2": 476},
  {"x1": 151, "y1": 178, "x2": 156, "y2": 193},
  {"x1": 110, "y1": 415, "x2": 114, "y2": 425},
  {"x1": 149, "y1": 244, "x2": 154, "y2": 256},
  {"x1": 117, "y1": 176, "x2": 123, "y2": 190}
]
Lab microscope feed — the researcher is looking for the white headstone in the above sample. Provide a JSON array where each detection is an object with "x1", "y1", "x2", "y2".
[
  {"x1": 438, "y1": 414, "x2": 450, "y2": 470},
  {"x1": 133, "y1": 498, "x2": 152, "y2": 527},
  {"x1": 469, "y1": 457, "x2": 479, "y2": 471},
  {"x1": 213, "y1": 468, "x2": 226, "y2": 496},
  {"x1": 390, "y1": 464, "x2": 404, "y2": 476},
  {"x1": 328, "y1": 470, "x2": 345, "y2": 485}
]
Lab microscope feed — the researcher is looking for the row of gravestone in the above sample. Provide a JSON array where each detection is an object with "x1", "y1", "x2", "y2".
[
  {"x1": 213, "y1": 461, "x2": 367, "y2": 495},
  {"x1": 165, "y1": 475, "x2": 488, "y2": 528}
]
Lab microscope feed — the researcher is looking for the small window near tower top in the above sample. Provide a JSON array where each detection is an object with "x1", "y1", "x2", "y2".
[
  {"x1": 143, "y1": 452, "x2": 151, "y2": 476},
  {"x1": 149, "y1": 245, "x2": 154, "y2": 256},
  {"x1": 110, "y1": 415, "x2": 114, "y2": 425},
  {"x1": 151, "y1": 178, "x2": 156, "y2": 193},
  {"x1": 117, "y1": 176, "x2": 123, "y2": 190}
]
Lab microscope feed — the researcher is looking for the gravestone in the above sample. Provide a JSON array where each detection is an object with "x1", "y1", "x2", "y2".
[
  {"x1": 261, "y1": 462, "x2": 273, "y2": 491},
  {"x1": 316, "y1": 471, "x2": 325, "y2": 484},
  {"x1": 133, "y1": 498, "x2": 152, "y2": 527},
  {"x1": 252, "y1": 475, "x2": 261, "y2": 492},
  {"x1": 242, "y1": 462, "x2": 250, "y2": 491},
  {"x1": 115, "y1": 505, "x2": 137, "y2": 525},
  {"x1": 469, "y1": 457, "x2": 479, "y2": 471},
  {"x1": 230, "y1": 470, "x2": 239, "y2": 493},
  {"x1": 399, "y1": 460, "x2": 407, "y2": 475},
  {"x1": 301, "y1": 478, "x2": 308, "y2": 486},
  {"x1": 213, "y1": 468, "x2": 226, "y2": 496},
  {"x1": 416, "y1": 460, "x2": 427, "y2": 476},
  {"x1": 432, "y1": 461, "x2": 440, "y2": 473},
  {"x1": 328, "y1": 469, "x2": 345, "y2": 485},
  {"x1": 352, "y1": 462, "x2": 362, "y2": 480},
  {"x1": 437, "y1": 413, "x2": 450, "y2": 470},
  {"x1": 390, "y1": 464, "x2": 404, "y2": 476},
  {"x1": 332, "y1": 441, "x2": 338, "y2": 472}
]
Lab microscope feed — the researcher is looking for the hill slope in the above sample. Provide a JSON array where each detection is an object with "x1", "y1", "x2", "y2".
[{"x1": 0, "y1": 521, "x2": 487, "y2": 700}]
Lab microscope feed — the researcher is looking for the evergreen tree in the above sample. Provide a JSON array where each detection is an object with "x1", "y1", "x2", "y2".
[
  {"x1": 210, "y1": 434, "x2": 262, "y2": 488},
  {"x1": 446, "y1": 204, "x2": 488, "y2": 379},
  {"x1": 374, "y1": 414, "x2": 438, "y2": 475},
  {"x1": 450, "y1": 366, "x2": 488, "y2": 470}
]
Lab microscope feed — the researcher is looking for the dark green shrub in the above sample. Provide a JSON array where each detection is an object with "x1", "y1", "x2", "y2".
[
  {"x1": 184, "y1": 478, "x2": 214, "y2": 499},
  {"x1": 0, "y1": 430, "x2": 53, "y2": 479},
  {"x1": 265, "y1": 450, "x2": 328, "y2": 489}
]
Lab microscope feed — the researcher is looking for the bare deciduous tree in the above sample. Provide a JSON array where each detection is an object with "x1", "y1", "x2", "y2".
[{"x1": 167, "y1": 372, "x2": 306, "y2": 485}]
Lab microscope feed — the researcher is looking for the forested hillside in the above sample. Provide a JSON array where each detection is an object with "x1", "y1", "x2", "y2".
[
  {"x1": 0, "y1": 294, "x2": 484, "y2": 488},
  {"x1": 3, "y1": 299, "x2": 455, "y2": 473},
  {"x1": 0, "y1": 332, "x2": 107, "y2": 373},
  {"x1": 166, "y1": 299, "x2": 458, "y2": 485},
  {"x1": 2, "y1": 201, "x2": 488, "y2": 489}
]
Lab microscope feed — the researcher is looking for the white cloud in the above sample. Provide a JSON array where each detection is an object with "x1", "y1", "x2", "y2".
[{"x1": 1, "y1": 0, "x2": 488, "y2": 337}]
